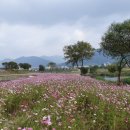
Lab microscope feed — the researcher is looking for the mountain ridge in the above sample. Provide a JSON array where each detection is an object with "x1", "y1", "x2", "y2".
[{"x1": 0, "y1": 51, "x2": 114, "y2": 68}]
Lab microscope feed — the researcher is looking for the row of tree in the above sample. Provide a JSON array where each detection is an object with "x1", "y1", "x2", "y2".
[
  {"x1": 2, "y1": 61, "x2": 57, "y2": 71},
  {"x1": 63, "y1": 19, "x2": 130, "y2": 85},
  {"x1": 2, "y1": 62, "x2": 32, "y2": 70}
]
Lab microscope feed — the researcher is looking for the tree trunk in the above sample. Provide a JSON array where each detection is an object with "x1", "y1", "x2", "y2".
[
  {"x1": 117, "y1": 68, "x2": 121, "y2": 85},
  {"x1": 72, "y1": 63, "x2": 75, "y2": 68},
  {"x1": 76, "y1": 62, "x2": 78, "y2": 68},
  {"x1": 117, "y1": 57, "x2": 125, "y2": 86},
  {"x1": 81, "y1": 59, "x2": 84, "y2": 67}
]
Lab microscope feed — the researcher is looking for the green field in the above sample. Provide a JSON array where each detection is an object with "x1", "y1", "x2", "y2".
[{"x1": 0, "y1": 73, "x2": 130, "y2": 130}]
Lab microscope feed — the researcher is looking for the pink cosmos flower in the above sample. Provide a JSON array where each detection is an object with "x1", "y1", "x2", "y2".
[{"x1": 41, "y1": 115, "x2": 52, "y2": 126}]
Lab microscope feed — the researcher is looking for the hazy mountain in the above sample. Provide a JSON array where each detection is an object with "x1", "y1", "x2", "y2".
[
  {"x1": 0, "y1": 58, "x2": 12, "y2": 63},
  {"x1": 0, "y1": 56, "x2": 51, "y2": 68},
  {"x1": 14, "y1": 56, "x2": 50, "y2": 67},
  {"x1": 83, "y1": 51, "x2": 114, "y2": 65},
  {"x1": 60, "y1": 50, "x2": 114, "y2": 66},
  {"x1": 0, "y1": 51, "x2": 114, "y2": 68},
  {"x1": 41, "y1": 56, "x2": 64, "y2": 64}
]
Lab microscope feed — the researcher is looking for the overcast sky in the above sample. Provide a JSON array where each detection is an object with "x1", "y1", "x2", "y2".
[{"x1": 0, "y1": 0, "x2": 130, "y2": 59}]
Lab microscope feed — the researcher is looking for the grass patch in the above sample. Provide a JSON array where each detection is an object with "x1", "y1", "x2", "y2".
[
  {"x1": 122, "y1": 78, "x2": 130, "y2": 85},
  {"x1": 76, "y1": 90, "x2": 130, "y2": 130},
  {"x1": 1, "y1": 84, "x2": 130, "y2": 130}
]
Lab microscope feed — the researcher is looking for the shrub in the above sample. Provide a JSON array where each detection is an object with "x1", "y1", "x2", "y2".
[
  {"x1": 122, "y1": 78, "x2": 130, "y2": 85},
  {"x1": 39, "y1": 65, "x2": 45, "y2": 72},
  {"x1": 90, "y1": 65, "x2": 98, "y2": 74},
  {"x1": 107, "y1": 64, "x2": 117, "y2": 73},
  {"x1": 80, "y1": 67, "x2": 89, "y2": 75}
]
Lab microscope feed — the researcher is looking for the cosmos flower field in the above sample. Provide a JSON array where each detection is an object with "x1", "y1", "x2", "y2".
[{"x1": 0, "y1": 73, "x2": 130, "y2": 130}]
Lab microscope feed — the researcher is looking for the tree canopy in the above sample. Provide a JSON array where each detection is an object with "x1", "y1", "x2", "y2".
[
  {"x1": 107, "y1": 64, "x2": 117, "y2": 73},
  {"x1": 63, "y1": 44, "x2": 79, "y2": 67},
  {"x1": 63, "y1": 41, "x2": 94, "y2": 67},
  {"x1": 2, "y1": 61, "x2": 19, "y2": 70},
  {"x1": 100, "y1": 20, "x2": 130, "y2": 58},
  {"x1": 19, "y1": 63, "x2": 31, "y2": 70},
  {"x1": 76, "y1": 41, "x2": 94, "y2": 67},
  {"x1": 48, "y1": 62, "x2": 57, "y2": 69},
  {"x1": 100, "y1": 19, "x2": 130, "y2": 85}
]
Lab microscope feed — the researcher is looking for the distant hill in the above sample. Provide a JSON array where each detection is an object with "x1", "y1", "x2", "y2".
[
  {"x1": 0, "y1": 56, "x2": 51, "y2": 68},
  {"x1": 0, "y1": 51, "x2": 114, "y2": 68},
  {"x1": 0, "y1": 58, "x2": 12, "y2": 63},
  {"x1": 59, "y1": 50, "x2": 114, "y2": 66},
  {"x1": 14, "y1": 56, "x2": 50, "y2": 67},
  {"x1": 41, "y1": 56, "x2": 65, "y2": 64},
  {"x1": 83, "y1": 51, "x2": 114, "y2": 65}
]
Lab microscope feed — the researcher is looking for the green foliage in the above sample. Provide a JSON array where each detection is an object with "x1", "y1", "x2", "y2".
[
  {"x1": 39, "y1": 65, "x2": 45, "y2": 72},
  {"x1": 63, "y1": 41, "x2": 94, "y2": 67},
  {"x1": 122, "y1": 78, "x2": 130, "y2": 85},
  {"x1": 77, "y1": 41, "x2": 95, "y2": 66},
  {"x1": 48, "y1": 62, "x2": 57, "y2": 68},
  {"x1": 2, "y1": 61, "x2": 19, "y2": 70},
  {"x1": 100, "y1": 19, "x2": 130, "y2": 85},
  {"x1": 90, "y1": 65, "x2": 99, "y2": 74},
  {"x1": 1, "y1": 84, "x2": 130, "y2": 130},
  {"x1": 80, "y1": 67, "x2": 89, "y2": 75},
  {"x1": 100, "y1": 19, "x2": 130, "y2": 58},
  {"x1": 107, "y1": 64, "x2": 117, "y2": 73},
  {"x1": 19, "y1": 63, "x2": 31, "y2": 70},
  {"x1": 63, "y1": 44, "x2": 79, "y2": 67},
  {"x1": 76, "y1": 90, "x2": 130, "y2": 130},
  {"x1": 4, "y1": 86, "x2": 45, "y2": 114}
]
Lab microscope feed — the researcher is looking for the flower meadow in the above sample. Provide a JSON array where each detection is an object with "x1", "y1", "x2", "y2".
[{"x1": 0, "y1": 73, "x2": 130, "y2": 130}]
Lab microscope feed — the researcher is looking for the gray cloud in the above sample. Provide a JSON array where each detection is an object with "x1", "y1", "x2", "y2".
[
  {"x1": 0, "y1": 0, "x2": 130, "y2": 25},
  {"x1": 0, "y1": 0, "x2": 130, "y2": 59}
]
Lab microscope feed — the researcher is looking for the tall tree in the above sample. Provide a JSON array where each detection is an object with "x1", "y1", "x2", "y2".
[
  {"x1": 100, "y1": 19, "x2": 130, "y2": 85},
  {"x1": 63, "y1": 44, "x2": 79, "y2": 67},
  {"x1": 76, "y1": 41, "x2": 94, "y2": 67},
  {"x1": 63, "y1": 41, "x2": 94, "y2": 67}
]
